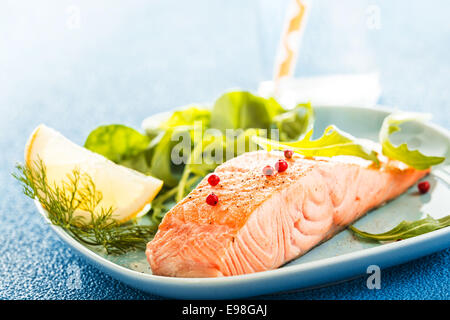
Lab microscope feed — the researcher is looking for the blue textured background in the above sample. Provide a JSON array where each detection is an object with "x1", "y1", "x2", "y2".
[{"x1": 1, "y1": 0, "x2": 449, "y2": 299}]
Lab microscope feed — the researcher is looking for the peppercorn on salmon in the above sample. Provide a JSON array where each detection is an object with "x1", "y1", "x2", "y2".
[{"x1": 146, "y1": 151, "x2": 429, "y2": 277}]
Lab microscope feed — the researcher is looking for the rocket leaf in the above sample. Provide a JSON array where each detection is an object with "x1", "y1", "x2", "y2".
[
  {"x1": 379, "y1": 113, "x2": 445, "y2": 170},
  {"x1": 253, "y1": 125, "x2": 379, "y2": 164},
  {"x1": 349, "y1": 215, "x2": 450, "y2": 242}
]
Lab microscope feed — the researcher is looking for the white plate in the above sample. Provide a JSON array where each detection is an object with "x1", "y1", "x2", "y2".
[{"x1": 35, "y1": 105, "x2": 450, "y2": 299}]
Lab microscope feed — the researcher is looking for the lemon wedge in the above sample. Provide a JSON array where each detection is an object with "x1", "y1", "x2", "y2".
[{"x1": 25, "y1": 124, "x2": 163, "y2": 224}]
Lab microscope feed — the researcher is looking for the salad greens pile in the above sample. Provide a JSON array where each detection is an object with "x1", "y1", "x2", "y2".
[
  {"x1": 81, "y1": 89, "x2": 446, "y2": 247},
  {"x1": 84, "y1": 91, "x2": 314, "y2": 223}
]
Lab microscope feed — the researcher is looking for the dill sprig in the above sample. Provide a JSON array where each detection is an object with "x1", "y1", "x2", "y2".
[{"x1": 13, "y1": 160, "x2": 157, "y2": 255}]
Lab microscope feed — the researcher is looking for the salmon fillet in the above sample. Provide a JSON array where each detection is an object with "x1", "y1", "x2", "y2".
[{"x1": 146, "y1": 151, "x2": 429, "y2": 277}]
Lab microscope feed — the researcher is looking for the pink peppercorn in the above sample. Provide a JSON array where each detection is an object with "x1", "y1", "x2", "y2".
[
  {"x1": 284, "y1": 149, "x2": 294, "y2": 159},
  {"x1": 275, "y1": 159, "x2": 288, "y2": 173},
  {"x1": 263, "y1": 165, "x2": 274, "y2": 176},
  {"x1": 418, "y1": 181, "x2": 430, "y2": 194},
  {"x1": 208, "y1": 174, "x2": 220, "y2": 186},
  {"x1": 206, "y1": 193, "x2": 219, "y2": 206}
]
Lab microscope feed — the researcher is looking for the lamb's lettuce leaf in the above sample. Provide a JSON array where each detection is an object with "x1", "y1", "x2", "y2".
[
  {"x1": 156, "y1": 106, "x2": 210, "y2": 131},
  {"x1": 210, "y1": 91, "x2": 284, "y2": 132},
  {"x1": 379, "y1": 113, "x2": 445, "y2": 170},
  {"x1": 142, "y1": 106, "x2": 210, "y2": 138}
]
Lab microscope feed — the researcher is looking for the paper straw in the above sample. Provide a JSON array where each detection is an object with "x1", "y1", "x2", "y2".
[{"x1": 273, "y1": 0, "x2": 311, "y2": 93}]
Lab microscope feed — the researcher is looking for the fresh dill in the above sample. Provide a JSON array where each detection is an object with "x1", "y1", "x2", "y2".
[{"x1": 13, "y1": 160, "x2": 157, "y2": 255}]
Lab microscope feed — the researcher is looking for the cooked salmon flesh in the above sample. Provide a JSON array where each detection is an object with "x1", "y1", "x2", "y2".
[{"x1": 146, "y1": 151, "x2": 428, "y2": 277}]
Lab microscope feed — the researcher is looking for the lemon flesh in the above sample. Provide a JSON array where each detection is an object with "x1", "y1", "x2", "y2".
[{"x1": 25, "y1": 124, "x2": 163, "y2": 224}]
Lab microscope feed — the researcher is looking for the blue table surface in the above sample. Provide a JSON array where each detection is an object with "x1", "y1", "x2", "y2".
[{"x1": 1, "y1": 0, "x2": 449, "y2": 300}]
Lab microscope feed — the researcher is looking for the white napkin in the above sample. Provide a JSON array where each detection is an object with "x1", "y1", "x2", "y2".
[{"x1": 258, "y1": 73, "x2": 381, "y2": 109}]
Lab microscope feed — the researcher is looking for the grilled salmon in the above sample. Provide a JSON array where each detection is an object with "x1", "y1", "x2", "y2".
[{"x1": 146, "y1": 151, "x2": 429, "y2": 277}]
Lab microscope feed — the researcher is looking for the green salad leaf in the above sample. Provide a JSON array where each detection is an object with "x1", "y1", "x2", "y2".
[
  {"x1": 253, "y1": 125, "x2": 379, "y2": 164},
  {"x1": 149, "y1": 128, "x2": 190, "y2": 187},
  {"x1": 379, "y1": 113, "x2": 445, "y2": 169},
  {"x1": 153, "y1": 107, "x2": 210, "y2": 132},
  {"x1": 142, "y1": 107, "x2": 212, "y2": 186},
  {"x1": 273, "y1": 102, "x2": 314, "y2": 141},
  {"x1": 160, "y1": 106, "x2": 211, "y2": 129},
  {"x1": 349, "y1": 215, "x2": 450, "y2": 242},
  {"x1": 142, "y1": 106, "x2": 210, "y2": 138},
  {"x1": 234, "y1": 128, "x2": 267, "y2": 156},
  {"x1": 84, "y1": 124, "x2": 150, "y2": 163},
  {"x1": 210, "y1": 91, "x2": 284, "y2": 132}
]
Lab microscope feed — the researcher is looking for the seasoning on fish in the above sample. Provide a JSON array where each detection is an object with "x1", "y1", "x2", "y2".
[
  {"x1": 206, "y1": 193, "x2": 219, "y2": 206},
  {"x1": 262, "y1": 165, "x2": 275, "y2": 176},
  {"x1": 208, "y1": 174, "x2": 220, "y2": 186},
  {"x1": 275, "y1": 159, "x2": 288, "y2": 172},
  {"x1": 284, "y1": 149, "x2": 294, "y2": 159}
]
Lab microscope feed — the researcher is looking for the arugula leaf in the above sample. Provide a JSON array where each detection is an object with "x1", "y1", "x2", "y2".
[
  {"x1": 349, "y1": 215, "x2": 450, "y2": 242},
  {"x1": 379, "y1": 113, "x2": 445, "y2": 169},
  {"x1": 253, "y1": 125, "x2": 379, "y2": 164},
  {"x1": 210, "y1": 91, "x2": 284, "y2": 132},
  {"x1": 84, "y1": 124, "x2": 150, "y2": 164},
  {"x1": 273, "y1": 102, "x2": 314, "y2": 141}
]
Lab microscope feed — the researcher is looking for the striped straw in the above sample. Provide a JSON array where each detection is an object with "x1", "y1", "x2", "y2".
[{"x1": 273, "y1": 0, "x2": 310, "y2": 93}]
